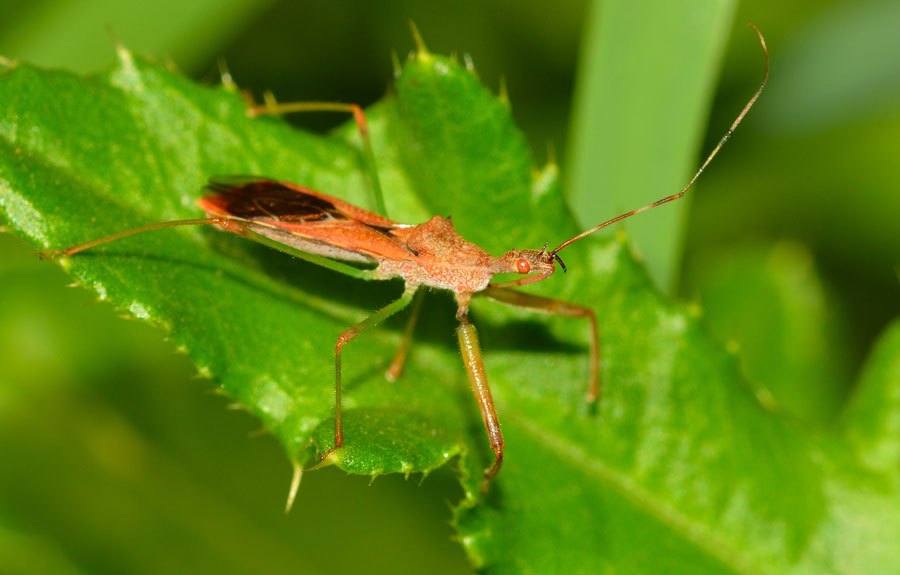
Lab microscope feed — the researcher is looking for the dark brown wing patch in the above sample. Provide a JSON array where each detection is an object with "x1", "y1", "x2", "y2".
[{"x1": 204, "y1": 177, "x2": 350, "y2": 223}]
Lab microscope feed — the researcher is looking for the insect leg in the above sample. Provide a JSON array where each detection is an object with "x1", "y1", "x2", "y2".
[
  {"x1": 245, "y1": 100, "x2": 386, "y2": 217},
  {"x1": 40, "y1": 217, "x2": 385, "y2": 283},
  {"x1": 385, "y1": 289, "x2": 425, "y2": 382},
  {"x1": 455, "y1": 293, "x2": 504, "y2": 494},
  {"x1": 318, "y1": 285, "x2": 419, "y2": 463},
  {"x1": 39, "y1": 218, "x2": 233, "y2": 258},
  {"x1": 481, "y1": 287, "x2": 600, "y2": 403}
]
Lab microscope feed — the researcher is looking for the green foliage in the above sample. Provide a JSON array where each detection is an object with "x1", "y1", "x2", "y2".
[
  {"x1": 687, "y1": 242, "x2": 852, "y2": 426},
  {"x1": 2, "y1": 42, "x2": 899, "y2": 575},
  {"x1": 840, "y1": 319, "x2": 900, "y2": 473},
  {"x1": 0, "y1": 232, "x2": 470, "y2": 574},
  {"x1": 0, "y1": 0, "x2": 274, "y2": 73},
  {"x1": 567, "y1": 0, "x2": 737, "y2": 291},
  {"x1": 686, "y1": 2, "x2": 900, "y2": 353}
]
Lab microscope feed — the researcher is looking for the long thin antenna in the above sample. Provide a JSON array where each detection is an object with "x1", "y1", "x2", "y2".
[{"x1": 552, "y1": 23, "x2": 769, "y2": 257}]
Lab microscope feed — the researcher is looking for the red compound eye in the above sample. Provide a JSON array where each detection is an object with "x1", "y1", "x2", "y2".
[{"x1": 516, "y1": 258, "x2": 531, "y2": 274}]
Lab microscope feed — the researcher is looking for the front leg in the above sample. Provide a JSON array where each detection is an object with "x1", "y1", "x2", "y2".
[
  {"x1": 455, "y1": 293, "x2": 503, "y2": 494},
  {"x1": 317, "y1": 286, "x2": 419, "y2": 464},
  {"x1": 480, "y1": 287, "x2": 600, "y2": 403}
]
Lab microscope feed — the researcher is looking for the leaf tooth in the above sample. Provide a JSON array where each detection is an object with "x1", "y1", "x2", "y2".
[
  {"x1": 459, "y1": 534, "x2": 476, "y2": 549},
  {"x1": 284, "y1": 463, "x2": 303, "y2": 514},
  {"x1": 390, "y1": 51, "x2": 402, "y2": 78},
  {"x1": 408, "y1": 20, "x2": 431, "y2": 61},
  {"x1": 217, "y1": 57, "x2": 237, "y2": 92},
  {"x1": 127, "y1": 300, "x2": 150, "y2": 320},
  {"x1": 531, "y1": 156, "x2": 559, "y2": 203},
  {"x1": 464, "y1": 53, "x2": 477, "y2": 76},
  {"x1": 114, "y1": 43, "x2": 135, "y2": 71},
  {"x1": 90, "y1": 280, "x2": 108, "y2": 301},
  {"x1": 497, "y1": 75, "x2": 510, "y2": 110},
  {"x1": 307, "y1": 450, "x2": 338, "y2": 472}
]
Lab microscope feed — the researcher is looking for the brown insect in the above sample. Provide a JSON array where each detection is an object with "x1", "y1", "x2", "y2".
[{"x1": 41, "y1": 26, "x2": 768, "y2": 496}]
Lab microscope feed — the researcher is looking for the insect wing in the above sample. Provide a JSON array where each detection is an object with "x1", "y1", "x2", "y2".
[
  {"x1": 199, "y1": 178, "x2": 414, "y2": 262},
  {"x1": 203, "y1": 177, "x2": 400, "y2": 228}
]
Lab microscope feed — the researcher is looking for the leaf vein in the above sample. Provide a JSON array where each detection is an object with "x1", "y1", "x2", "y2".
[{"x1": 510, "y1": 411, "x2": 772, "y2": 575}]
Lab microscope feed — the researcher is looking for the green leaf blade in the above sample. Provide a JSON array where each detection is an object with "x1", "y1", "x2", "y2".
[
  {"x1": 0, "y1": 51, "x2": 382, "y2": 465},
  {"x1": 566, "y1": 0, "x2": 738, "y2": 291},
  {"x1": 2, "y1": 40, "x2": 899, "y2": 575},
  {"x1": 459, "y1": 237, "x2": 858, "y2": 573}
]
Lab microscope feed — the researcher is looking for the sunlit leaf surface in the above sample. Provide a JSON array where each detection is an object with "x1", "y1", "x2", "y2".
[{"x1": 2, "y1": 46, "x2": 898, "y2": 574}]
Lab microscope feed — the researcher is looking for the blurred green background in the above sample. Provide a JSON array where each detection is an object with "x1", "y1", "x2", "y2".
[{"x1": 1, "y1": 0, "x2": 897, "y2": 572}]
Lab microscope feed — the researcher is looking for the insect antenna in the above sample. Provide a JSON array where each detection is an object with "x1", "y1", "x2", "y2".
[
  {"x1": 552, "y1": 252, "x2": 567, "y2": 272},
  {"x1": 551, "y1": 23, "x2": 769, "y2": 258}
]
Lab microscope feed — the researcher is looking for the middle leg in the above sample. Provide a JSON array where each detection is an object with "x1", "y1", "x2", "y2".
[{"x1": 318, "y1": 285, "x2": 419, "y2": 463}]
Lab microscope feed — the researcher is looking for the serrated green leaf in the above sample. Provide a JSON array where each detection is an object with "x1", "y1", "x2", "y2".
[{"x1": 2, "y1": 44, "x2": 899, "y2": 574}]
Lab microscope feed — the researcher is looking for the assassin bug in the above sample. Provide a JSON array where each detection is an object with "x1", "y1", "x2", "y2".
[{"x1": 41, "y1": 25, "x2": 768, "y2": 495}]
